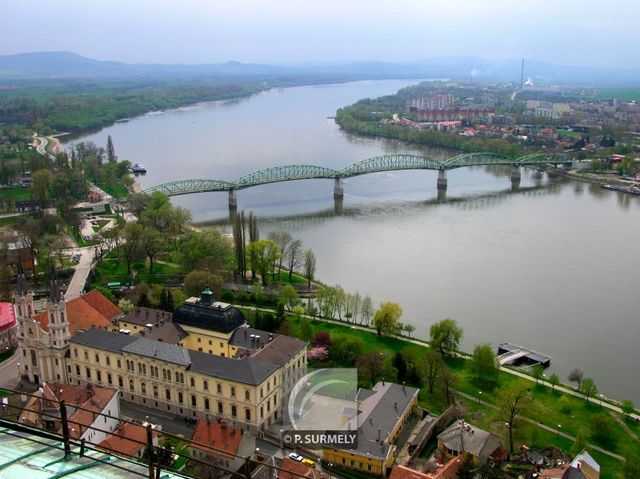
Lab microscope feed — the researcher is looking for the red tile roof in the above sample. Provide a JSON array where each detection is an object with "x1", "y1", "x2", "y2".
[
  {"x1": 390, "y1": 457, "x2": 461, "y2": 479},
  {"x1": 0, "y1": 302, "x2": 16, "y2": 332},
  {"x1": 32, "y1": 289, "x2": 121, "y2": 334},
  {"x1": 100, "y1": 422, "x2": 156, "y2": 457},
  {"x1": 191, "y1": 419, "x2": 243, "y2": 456},
  {"x1": 278, "y1": 458, "x2": 323, "y2": 479}
]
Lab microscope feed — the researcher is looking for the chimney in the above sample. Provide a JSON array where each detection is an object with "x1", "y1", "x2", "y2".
[
  {"x1": 377, "y1": 428, "x2": 381, "y2": 442},
  {"x1": 369, "y1": 417, "x2": 373, "y2": 425},
  {"x1": 244, "y1": 329, "x2": 248, "y2": 340},
  {"x1": 394, "y1": 402, "x2": 398, "y2": 410}
]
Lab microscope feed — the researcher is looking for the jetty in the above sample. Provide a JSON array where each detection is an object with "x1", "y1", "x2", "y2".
[{"x1": 497, "y1": 343, "x2": 551, "y2": 368}]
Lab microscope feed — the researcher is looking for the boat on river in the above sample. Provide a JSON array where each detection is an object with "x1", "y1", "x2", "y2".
[
  {"x1": 131, "y1": 163, "x2": 147, "y2": 174},
  {"x1": 601, "y1": 184, "x2": 640, "y2": 195}
]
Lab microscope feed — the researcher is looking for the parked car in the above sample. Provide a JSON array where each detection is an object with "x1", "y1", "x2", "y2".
[{"x1": 288, "y1": 453, "x2": 303, "y2": 462}]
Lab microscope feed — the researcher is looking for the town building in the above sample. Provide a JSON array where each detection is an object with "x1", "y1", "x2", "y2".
[
  {"x1": 100, "y1": 422, "x2": 159, "y2": 459},
  {"x1": 14, "y1": 271, "x2": 122, "y2": 385},
  {"x1": 0, "y1": 301, "x2": 17, "y2": 351},
  {"x1": 322, "y1": 381, "x2": 419, "y2": 476},
  {"x1": 18, "y1": 382, "x2": 120, "y2": 446},
  {"x1": 279, "y1": 457, "x2": 327, "y2": 479},
  {"x1": 389, "y1": 457, "x2": 461, "y2": 479},
  {"x1": 189, "y1": 417, "x2": 256, "y2": 472},
  {"x1": 562, "y1": 449, "x2": 600, "y2": 479},
  {"x1": 437, "y1": 421, "x2": 505, "y2": 466}
]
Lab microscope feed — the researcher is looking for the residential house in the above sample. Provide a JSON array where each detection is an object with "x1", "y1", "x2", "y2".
[
  {"x1": 389, "y1": 456, "x2": 461, "y2": 479},
  {"x1": 100, "y1": 422, "x2": 159, "y2": 459},
  {"x1": 189, "y1": 418, "x2": 255, "y2": 472},
  {"x1": 437, "y1": 421, "x2": 505, "y2": 466},
  {"x1": 562, "y1": 449, "x2": 600, "y2": 479}
]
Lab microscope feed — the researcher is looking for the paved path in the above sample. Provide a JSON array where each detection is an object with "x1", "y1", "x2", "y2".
[
  {"x1": 65, "y1": 246, "x2": 95, "y2": 299},
  {"x1": 454, "y1": 390, "x2": 625, "y2": 461}
]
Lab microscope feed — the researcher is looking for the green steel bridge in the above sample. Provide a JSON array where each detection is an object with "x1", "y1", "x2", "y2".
[{"x1": 143, "y1": 152, "x2": 571, "y2": 205}]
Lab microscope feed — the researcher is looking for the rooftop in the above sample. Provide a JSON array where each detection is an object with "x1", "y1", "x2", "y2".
[
  {"x1": 118, "y1": 307, "x2": 172, "y2": 327},
  {"x1": 173, "y1": 290, "x2": 245, "y2": 334},
  {"x1": 190, "y1": 419, "x2": 244, "y2": 456},
  {"x1": 0, "y1": 301, "x2": 16, "y2": 332},
  {"x1": 437, "y1": 421, "x2": 501, "y2": 459},
  {"x1": 99, "y1": 423, "x2": 157, "y2": 458}
]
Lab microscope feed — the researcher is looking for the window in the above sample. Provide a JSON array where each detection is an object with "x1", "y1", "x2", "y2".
[
  {"x1": 75, "y1": 365, "x2": 80, "y2": 376},
  {"x1": 118, "y1": 376, "x2": 123, "y2": 388},
  {"x1": 108, "y1": 373, "x2": 112, "y2": 385},
  {"x1": 153, "y1": 386, "x2": 158, "y2": 398},
  {"x1": 117, "y1": 359, "x2": 121, "y2": 369},
  {"x1": 191, "y1": 395, "x2": 197, "y2": 407},
  {"x1": 142, "y1": 364, "x2": 146, "y2": 375},
  {"x1": 203, "y1": 380, "x2": 208, "y2": 391},
  {"x1": 245, "y1": 390, "x2": 250, "y2": 401},
  {"x1": 55, "y1": 358, "x2": 59, "y2": 366},
  {"x1": 217, "y1": 383, "x2": 222, "y2": 394},
  {"x1": 86, "y1": 367, "x2": 91, "y2": 379},
  {"x1": 74, "y1": 348, "x2": 78, "y2": 358},
  {"x1": 231, "y1": 386, "x2": 236, "y2": 398},
  {"x1": 178, "y1": 392, "x2": 183, "y2": 404},
  {"x1": 190, "y1": 377, "x2": 195, "y2": 387},
  {"x1": 260, "y1": 406, "x2": 264, "y2": 419},
  {"x1": 84, "y1": 351, "x2": 88, "y2": 360},
  {"x1": 245, "y1": 408, "x2": 251, "y2": 421},
  {"x1": 218, "y1": 401, "x2": 223, "y2": 414},
  {"x1": 208, "y1": 340, "x2": 212, "y2": 345},
  {"x1": 129, "y1": 379, "x2": 134, "y2": 391},
  {"x1": 179, "y1": 373, "x2": 184, "y2": 384},
  {"x1": 30, "y1": 350, "x2": 37, "y2": 366},
  {"x1": 219, "y1": 342, "x2": 223, "y2": 348},
  {"x1": 141, "y1": 383, "x2": 146, "y2": 394},
  {"x1": 165, "y1": 389, "x2": 171, "y2": 401},
  {"x1": 197, "y1": 338, "x2": 201, "y2": 343},
  {"x1": 204, "y1": 398, "x2": 210, "y2": 410},
  {"x1": 106, "y1": 357, "x2": 110, "y2": 366},
  {"x1": 95, "y1": 354, "x2": 99, "y2": 363},
  {"x1": 97, "y1": 370, "x2": 102, "y2": 382}
]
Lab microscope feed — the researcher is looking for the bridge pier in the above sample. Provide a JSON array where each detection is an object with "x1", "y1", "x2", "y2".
[
  {"x1": 334, "y1": 196, "x2": 344, "y2": 215},
  {"x1": 437, "y1": 169, "x2": 447, "y2": 189},
  {"x1": 437, "y1": 186, "x2": 447, "y2": 202},
  {"x1": 333, "y1": 178, "x2": 344, "y2": 199},
  {"x1": 510, "y1": 166, "x2": 521, "y2": 182},
  {"x1": 228, "y1": 189, "x2": 237, "y2": 208}
]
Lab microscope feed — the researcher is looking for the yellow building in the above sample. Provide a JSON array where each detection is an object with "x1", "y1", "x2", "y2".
[{"x1": 323, "y1": 381, "x2": 418, "y2": 476}]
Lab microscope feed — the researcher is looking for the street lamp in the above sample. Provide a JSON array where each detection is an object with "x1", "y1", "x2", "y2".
[
  {"x1": 478, "y1": 391, "x2": 482, "y2": 404},
  {"x1": 599, "y1": 394, "x2": 604, "y2": 406},
  {"x1": 557, "y1": 424, "x2": 562, "y2": 438}
]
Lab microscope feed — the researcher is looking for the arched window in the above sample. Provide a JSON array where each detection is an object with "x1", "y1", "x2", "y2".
[
  {"x1": 231, "y1": 405, "x2": 237, "y2": 417},
  {"x1": 245, "y1": 408, "x2": 251, "y2": 421},
  {"x1": 178, "y1": 392, "x2": 183, "y2": 404},
  {"x1": 129, "y1": 379, "x2": 134, "y2": 391},
  {"x1": 204, "y1": 398, "x2": 210, "y2": 410},
  {"x1": 141, "y1": 383, "x2": 146, "y2": 394},
  {"x1": 166, "y1": 389, "x2": 171, "y2": 401},
  {"x1": 153, "y1": 386, "x2": 158, "y2": 398},
  {"x1": 191, "y1": 395, "x2": 197, "y2": 407}
]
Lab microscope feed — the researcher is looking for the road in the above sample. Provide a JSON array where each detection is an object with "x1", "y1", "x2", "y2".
[{"x1": 65, "y1": 247, "x2": 96, "y2": 299}]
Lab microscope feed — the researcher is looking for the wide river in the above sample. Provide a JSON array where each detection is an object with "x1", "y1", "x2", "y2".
[{"x1": 69, "y1": 80, "x2": 640, "y2": 403}]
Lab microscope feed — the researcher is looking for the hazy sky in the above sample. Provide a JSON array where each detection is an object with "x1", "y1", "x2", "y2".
[{"x1": 2, "y1": 0, "x2": 639, "y2": 68}]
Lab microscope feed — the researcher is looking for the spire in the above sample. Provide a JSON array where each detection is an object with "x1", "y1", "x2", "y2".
[
  {"x1": 200, "y1": 285, "x2": 214, "y2": 305},
  {"x1": 16, "y1": 255, "x2": 27, "y2": 295},
  {"x1": 49, "y1": 266, "x2": 62, "y2": 303}
]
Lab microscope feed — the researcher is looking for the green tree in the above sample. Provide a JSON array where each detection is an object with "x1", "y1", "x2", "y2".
[
  {"x1": 298, "y1": 316, "x2": 313, "y2": 342},
  {"x1": 356, "y1": 351, "x2": 395, "y2": 387},
  {"x1": 532, "y1": 364, "x2": 545, "y2": 384},
  {"x1": 570, "y1": 430, "x2": 589, "y2": 456},
  {"x1": 402, "y1": 323, "x2": 415, "y2": 337},
  {"x1": 590, "y1": 413, "x2": 613, "y2": 445},
  {"x1": 624, "y1": 449, "x2": 640, "y2": 479},
  {"x1": 122, "y1": 223, "x2": 144, "y2": 274},
  {"x1": 469, "y1": 343, "x2": 499, "y2": 387},
  {"x1": 94, "y1": 286, "x2": 116, "y2": 304},
  {"x1": 424, "y1": 349, "x2": 443, "y2": 394},
  {"x1": 303, "y1": 248, "x2": 316, "y2": 289},
  {"x1": 183, "y1": 270, "x2": 222, "y2": 298},
  {"x1": 279, "y1": 284, "x2": 299, "y2": 311},
  {"x1": 549, "y1": 373, "x2": 559, "y2": 390},
  {"x1": 496, "y1": 385, "x2": 533, "y2": 454},
  {"x1": 117, "y1": 298, "x2": 134, "y2": 313},
  {"x1": 179, "y1": 229, "x2": 233, "y2": 272},
  {"x1": 429, "y1": 318, "x2": 463, "y2": 355},
  {"x1": 330, "y1": 334, "x2": 365, "y2": 365},
  {"x1": 30, "y1": 168, "x2": 54, "y2": 206},
  {"x1": 581, "y1": 377, "x2": 597, "y2": 402},
  {"x1": 372, "y1": 302, "x2": 402, "y2": 337},
  {"x1": 141, "y1": 227, "x2": 165, "y2": 273},
  {"x1": 247, "y1": 240, "x2": 281, "y2": 286},
  {"x1": 621, "y1": 399, "x2": 635, "y2": 416}
]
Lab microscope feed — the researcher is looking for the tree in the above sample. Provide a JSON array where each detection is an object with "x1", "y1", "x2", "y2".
[
  {"x1": 469, "y1": 343, "x2": 499, "y2": 387},
  {"x1": 106, "y1": 135, "x2": 116, "y2": 163},
  {"x1": 117, "y1": 298, "x2": 134, "y2": 313},
  {"x1": 303, "y1": 248, "x2": 316, "y2": 289},
  {"x1": 122, "y1": 223, "x2": 144, "y2": 274},
  {"x1": 286, "y1": 239, "x2": 303, "y2": 281},
  {"x1": 141, "y1": 228, "x2": 165, "y2": 273},
  {"x1": 248, "y1": 212, "x2": 259, "y2": 278},
  {"x1": 247, "y1": 240, "x2": 280, "y2": 286},
  {"x1": 496, "y1": 385, "x2": 533, "y2": 453},
  {"x1": 591, "y1": 413, "x2": 613, "y2": 444},
  {"x1": 30, "y1": 168, "x2": 54, "y2": 207},
  {"x1": 624, "y1": 449, "x2": 640, "y2": 479},
  {"x1": 424, "y1": 349, "x2": 443, "y2": 394},
  {"x1": 568, "y1": 368, "x2": 584, "y2": 390},
  {"x1": 183, "y1": 271, "x2": 222, "y2": 298},
  {"x1": 532, "y1": 364, "x2": 545, "y2": 384},
  {"x1": 179, "y1": 230, "x2": 234, "y2": 272},
  {"x1": 232, "y1": 211, "x2": 246, "y2": 279},
  {"x1": 429, "y1": 318, "x2": 463, "y2": 355},
  {"x1": 402, "y1": 323, "x2": 415, "y2": 338},
  {"x1": 298, "y1": 316, "x2": 313, "y2": 342},
  {"x1": 372, "y1": 302, "x2": 403, "y2": 337},
  {"x1": 94, "y1": 286, "x2": 116, "y2": 304},
  {"x1": 356, "y1": 351, "x2": 395, "y2": 387},
  {"x1": 570, "y1": 430, "x2": 589, "y2": 456},
  {"x1": 159, "y1": 289, "x2": 174, "y2": 312},
  {"x1": 581, "y1": 378, "x2": 597, "y2": 402},
  {"x1": 621, "y1": 399, "x2": 635, "y2": 416},
  {"x1": 457, "y1": 454, "x2": 476, "y2": 479},
  {"x1": 279, "y1": 284, "x2": 299, "y2": 311},
  {"x1": 330, "y1": 334, "x2": 365, "y2": 365},
  {"x1": 268, "y1": 231, "x2": 292, "y2": 276},
  {"x1": 360, "y1": 295, "x2": 373, "y2": 325},
  {"x1": 439, "y1": 365, "x2": 457, "y2": 405},
  {"x1": 549, "y1": 373, "x2": 559, "y2": 390},
  {"x1": 311, "y1": 331, "x2": 331, "y2": 348}
]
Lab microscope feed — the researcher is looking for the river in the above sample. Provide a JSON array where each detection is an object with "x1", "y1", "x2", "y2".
[{"x1": 68, "y1": 79, "x2": 640, "y2": 403}]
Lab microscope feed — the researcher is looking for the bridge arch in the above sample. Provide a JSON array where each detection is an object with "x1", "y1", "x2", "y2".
[
  {"x1": 234, "y1": 165, "x2": 338, "y2": 190},
  {"x1": 143, "y1": 178, "x2": 234, "y2": 196},
  {"x1": 338, "y1": 154, "x2": 443, "y2": 178}
]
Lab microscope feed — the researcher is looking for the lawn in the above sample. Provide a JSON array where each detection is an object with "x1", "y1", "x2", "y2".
[
  {"x1": 0, "y1": 187, "x2": 30, "y2": 201},
  {"x1": 557, "y1": 130, "x2": 586, "y2": 138},
  {"x1": 275, "y1": 270, "x2": 307, "y2": 285}
]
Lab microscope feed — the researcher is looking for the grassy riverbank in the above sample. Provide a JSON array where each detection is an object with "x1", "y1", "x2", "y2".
[{"x1": 239, "y1": 306, "x2": 638, "y2": 478}]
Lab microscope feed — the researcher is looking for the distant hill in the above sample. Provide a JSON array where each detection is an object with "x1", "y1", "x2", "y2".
[{"x1": 1, "y1": 51, "x2": 640, "y2": 85}]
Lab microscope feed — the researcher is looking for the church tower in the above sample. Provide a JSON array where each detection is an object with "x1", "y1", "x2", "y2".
[
  {"x1": 46, "y1": 270, "x2": 70, "y2": 383},
  {"x1": 13, "y1": 261, "x2": 34, "y2": 379}
]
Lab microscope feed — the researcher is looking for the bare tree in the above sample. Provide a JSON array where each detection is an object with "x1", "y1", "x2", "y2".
[
  {"x1": 568, "y1": 368, "x2": 584, "y2": 390},
  {"x1": 122, "y1": 223, "x2": 144, "y2": 274},
  {"x1": 248, "y1": 212, "x2": 259, "y2": 279},
  {"x1": 268, "y1": 231, "x2": 293, "y2": 277},
  {"x1": 303, "y1": 248, "x2": 316, "y2": 289},
  {"x1": 424, "y1": 349, "x2": 443, "y2": 394},
  {"x1": 496, "y1": 385, "x2": 533, "y2": 454},
  {"x1": 286, "y1": 239, "x2": 302, "y2": 281},
  {"x1": 360, "y1": 295, "x2": 373, "y2": 326}
]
